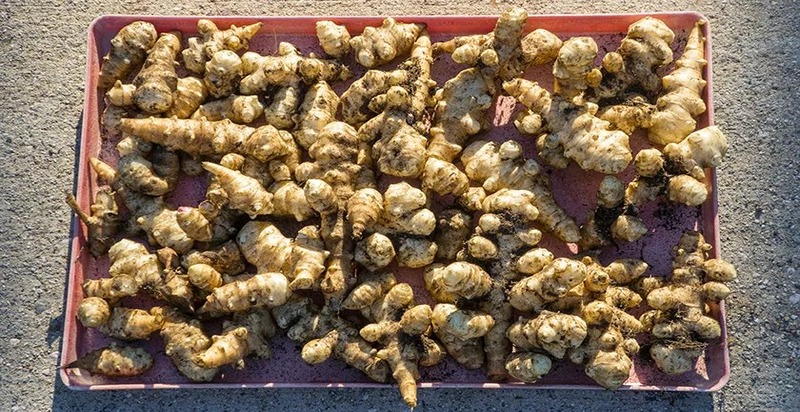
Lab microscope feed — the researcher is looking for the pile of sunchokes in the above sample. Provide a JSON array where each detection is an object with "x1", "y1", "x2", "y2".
[{"x1": 65, "y1": 11, "x2": 736, "y2": 406}]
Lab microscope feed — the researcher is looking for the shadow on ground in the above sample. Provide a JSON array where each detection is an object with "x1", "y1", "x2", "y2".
[{"x1": 52, "y1": 380, "x2": 714, "y2": 412}]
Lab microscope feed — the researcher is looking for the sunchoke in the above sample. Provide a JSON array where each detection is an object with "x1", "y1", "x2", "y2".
[
  {"x1": 65, "y1": 188, "x2": 120, "y2": 257},
  {"x1": 350, "y1": 18, "x2": 424, "y2": 68},
  {"x1": 192, "y1": 94, "x2": 264, "y2": 124},
  {"x1": 505, "y1": 77, "x2": 632, "y2": 174},
  {"x1": 433, "y1": 7, "x2": 561, "y2": 81},
  {"x1": 67, "y1": 345, "x2": 153, "y2": 377},
  {"x1": 640, "y1": 231, "x2": 736, "y2": 374},
  {"x1": 98, "y1": 21, "x2": 157, "y2": 89},
  {"x1": 316, "y1": 21, "x2": 351, "y2": 59},
  {"x1": 648, "y1": 21, "x2": 708, "y2": 145},
  {"x1": 182, "y1": 20, "x2": 262, "y2": 74},
  {"x1": 132, "y1": 32, "x2": 181, "y2": 114},
  {"x1": 594, "y1": 17, "x2": 675, "y2": 100},
  {"x1": 461, "y1": 140, "x2": 580, "y2": 243}
]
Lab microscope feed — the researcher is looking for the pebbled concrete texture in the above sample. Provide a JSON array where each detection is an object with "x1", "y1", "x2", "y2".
[{"x1": 0, "y1": 0, "x2": 798, "y2": 410}]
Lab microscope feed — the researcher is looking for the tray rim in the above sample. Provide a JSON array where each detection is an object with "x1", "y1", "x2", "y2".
[{"x1": 61, "y1": 11, "x2": 729, "y2": 392}]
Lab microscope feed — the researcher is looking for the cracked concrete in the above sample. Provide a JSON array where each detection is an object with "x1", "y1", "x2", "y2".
[{"x1": 0, "y1": 0, "x2": 798, "y2": 411}]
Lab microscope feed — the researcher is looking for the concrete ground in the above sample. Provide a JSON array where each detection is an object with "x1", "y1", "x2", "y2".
[{"x1": 0, "y1": 0, "x2": 798, "y2": 410}]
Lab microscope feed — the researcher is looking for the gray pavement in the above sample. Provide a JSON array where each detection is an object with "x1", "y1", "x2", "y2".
[{"x1": 0, "y1": 1, "x2": 798, "y2": 411}]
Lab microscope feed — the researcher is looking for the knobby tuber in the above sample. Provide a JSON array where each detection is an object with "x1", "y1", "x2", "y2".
[
  {"x1": 67, "y1": 345, "x2": 153, "y2": 377},
  {"x1": 640, "y1": 231, "x2": 736, "y2": 374},
  {"x1": 98, "y1": 21, "x2": 158, "y2": 89}
]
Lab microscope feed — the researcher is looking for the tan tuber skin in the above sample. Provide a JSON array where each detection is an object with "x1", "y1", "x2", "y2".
[
  {"x1": 293, "y1": 81, "x2": 340, "y2": 150},
  {"x1": 96, "y1": 306, "x2": 164, "y2": 341},
  {"x1": 505, "y1": 77, "x2": 632, "y2": 175},
  {"x1": 354, "y1": 284, "x2": 439, "y2": 408},
  {"x1": 422, "y1": 68, "x2": 491, "y2": 197},
  {"x1": 287, "y1": 225, "x2": 330, "y2": 290},
  {"x1": 67, "y1": 345, "x2": 153, "y2": 377},
  {"x1": 80, "y1": 13, "x2": 736, "y2": 397},
  {"x1": 182, "y1": 240, "x2": 245, "y2": 277},
  {"x1": 167, "y1": 77, "x2": 208, "y2": 119},
  {"x1": 434, "y1": 7, "x2": 561, "y2": 81},
  {"x1": 507, "y1": 311, "x2": 588, "y2": 359},
  {"x1": 579, "y1": 175, "x2": 648, "y2": 251},
  {"x1": 192, "y1": 326, "x2": 250, "y2": 369},
  {"x1": 77, "y1": 297, "x2": 111, "y2": 328},
  {"x1": 349, "y1": 18, "x2": 424, "y2": 68},
  {"x1": 339, "y1": 69, "x2": 408, "y2": 127},
  {"x1": 625, "y1": 126, "x2": 729, "y2": 210},
  {"x1": 192, "y1": 94, "x2": 264, "y2": 124},
  {"x1": 116, "y1": 136, "x2": 180, "y2": 197},
  {"x1": 182, "y1": 20, "x2": 262, "y2": 74},
  {"x1": 239, "y1": 42, "x2": 352, "y2": 96},
  {"x1": 132, "y1": 32, "x2": 181, "y2": 114},
  {"x1": 360, "y1": 86, "x2": 428, "y2": 178},
  {"x1": 316, "y1": 21, "x2": 351, "y2": 59},
  {"x1": 65, "y1": 188, "x2": 120, "y2": 257},
  {"x1": 509, "y1": 258, "x2": 588, "y2": 312},
  {"x1": 120, "y1": 117, "x2": 300, "y2": 168},
  {"x1": 545, "y1": 256, "x2": 648, "y2": 389},
  {"x1": 197, "y1": 272, "x2": 289, "y2": 317},
  {"x1": 640, "y1": 231, "x2": 737, "y2": 375},
  {"x1": 648, "y1": 21, "x2": 708, "y2": 145},
  {"x1": 98, "y1": 21, "x2": 157, "y2": 89},
  {"x1": 295, "y1": 122, "x2": 375, "y2": 307},
  {"x1": 460, "y1": 140, "x2": 580, "y2": 243},
  {"x1": 223, "y1": 308, "x2": 278, "y2": 360},
  {"x1": 152, "y1": 306, "x2": 219, "y2": 382},
  {"x1": 594, "y1": 17, "x2": 675, "y2": 100},
  {"x1": 278, "y1": 298, "x2": 390, "y2": 383},
  {"x1": 201, "y1": 161, "x2": 273, "y2": 218},
  {"x1": 431, "y1": 303, "x2": 494, "y2": 370}
]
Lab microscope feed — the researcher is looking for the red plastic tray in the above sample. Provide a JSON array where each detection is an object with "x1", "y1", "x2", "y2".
[{"x1": 62, "y1": 12, "x2": 728, "y2": 392}]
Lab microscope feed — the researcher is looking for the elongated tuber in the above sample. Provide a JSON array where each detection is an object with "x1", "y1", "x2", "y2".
[
  {"x1": 339, "y1": 69, "x2": 408, "y2": 127},
  {"x1": 98, "y1": 22, "x2": 157, "y2": 89},
  {"x1": 192, "y1": 94, "x2": 264, "y2": 124},
  {"x1": 192, "y1": 326, "x2": 250, "y2": 369},
  {"x1": 167, "y1": 77, "x2": 208, "y2": 119},
  {"x1": 288, "y1": 225, "x2": 330, "y2": 290},
  {"x1": 433, "y1": 7, "x2": 560, "y2": 81},
  {"x1": 431, "y1": 303, "x2": 494, "y2": 369},
  {"x1": 648, "y1": 21, "x2": 708, "y2": 145},
  {"x1": 201, "y1": 161, "x2": 273, "y2": 218},
  {"x1": 68, "y1": 345, "x2": 153, "y2": 377},
  {"x1": 116, "y1": 136, "x2": 179, "y2": 196},
  {"x1": 239, "y1": 43, "x2": 351, "y2": 95},
  {"x1": 509, "y1": 258, "x2": 587, "y2": 312},
  {"x1": 507, "y1": 311, "x2": 588, "y2": 359},
  {"x1": 293, "y1": 81, "x2": 339, "y2": 150},
  {"x1": 65, "y1": 188, "x2": 120, "y2": 257},
  {"x1": 95, "y1": 306, "x2": 164, "y2": 341},
  {"x1": 132, "y1": 32, "x2": 181, "y2": 114},
  {"x1": 223, "y1": 308, "x2": 278, "y2": 359},
  {"x1": 423, "y1": 68, "x2": 491, "y2": 195},
  {"x1": 204, "y1": 50, "x2": 243, "y2": 98},
  {"x1": 198, "y1": 272, "x2": 289, "y2": 317}
]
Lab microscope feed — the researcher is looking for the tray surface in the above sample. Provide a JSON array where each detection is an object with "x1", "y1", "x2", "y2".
[{"x1": 62, "y1": 12, "x2": 728, "y2": 391}]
